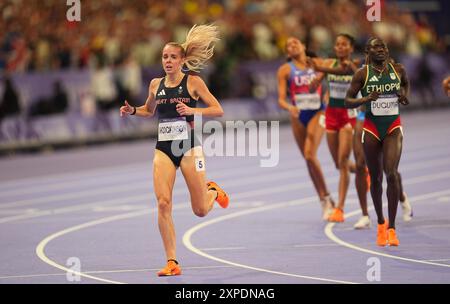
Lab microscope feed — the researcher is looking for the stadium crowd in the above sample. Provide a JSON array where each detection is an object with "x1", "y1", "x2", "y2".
[{"x1": 1, "y1": 0, "x2": 445, "y2": 73}]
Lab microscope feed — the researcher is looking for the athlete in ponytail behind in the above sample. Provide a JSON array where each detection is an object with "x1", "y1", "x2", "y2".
[{"x1": 120, "y1": 24, "x2": 229, "y2": 276}]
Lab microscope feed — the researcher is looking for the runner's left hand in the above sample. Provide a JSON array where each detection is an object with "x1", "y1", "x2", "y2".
[
  {"x1": 396, "y1": 93, "x2": 409, "y2": 105},
  {"x1": 176, "y1": 102, "x2": 194, "y2": 116}
]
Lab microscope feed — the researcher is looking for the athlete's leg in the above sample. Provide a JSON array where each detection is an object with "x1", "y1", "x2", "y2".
[
  {"x1": 153, "y1": 149, "x2": 177, "y2": 261},
  {"x1": 363, "y1": 132, "x2": 384, "y2": 224},
  {"x1": 180, "y1": 146, "x2": 217, "y2": 217},
  {"x1": 290, "y1": 115, "x2": 306, "y2": 154},
  {"x1": 326, "y1": 131, "x2": 339, "y2": 168},
  {"x1": 382, "y1": 128, "x2": 403, "y2": 230},
  {"x1": 336, "y1": 125, "x2": 353, "y2": 210},
  {"x1": 398, "y1": 172, "x2": 405, "y2": 202},
  {"x1": 353, "y1": 119, "x2": 369, "y2": 216},
  {"x1": 291, "y1": 115, "x2": 322, "y2": 195},
  {"x1": 398, "y1": 171, "x2": 413, "y2": 221},
  {"x1": 304, "y1": 112, "x2": 329, "y2": 200}
]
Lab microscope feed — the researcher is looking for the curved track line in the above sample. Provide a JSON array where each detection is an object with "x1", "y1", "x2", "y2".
[
  {"x1": 36, "y1": 209, "x2": 153, "y2": 284},
  {"x1": 35, "y1": 182, "x2": 450, "y2": 283},
  {"x1": 183, "y1": 197, "x2": 358, "y2": 284},
  {"x1": 325, "y1": 189, "x2": 450, "y2": 268}
]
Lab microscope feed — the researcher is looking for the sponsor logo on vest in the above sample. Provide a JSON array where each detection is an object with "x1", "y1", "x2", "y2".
[{"x1": 369, "y1": 75, "x2": 379, "y2": 82}]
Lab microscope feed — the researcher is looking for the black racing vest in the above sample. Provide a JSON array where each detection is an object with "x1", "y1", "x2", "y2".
[{"x1": 155, "y1": 73, "x2": 197, "y2": 122}]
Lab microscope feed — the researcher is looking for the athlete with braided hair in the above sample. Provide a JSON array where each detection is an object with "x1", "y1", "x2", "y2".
[
  {"x1": 309, "y1": 34, "x2": 370, "y2": 226},
  {"x1": 312, "y1": 35, "x2": 412, "y2": 228},
  {"x1": 345, "y1": 37, "x2": 409, "y2": 246}
]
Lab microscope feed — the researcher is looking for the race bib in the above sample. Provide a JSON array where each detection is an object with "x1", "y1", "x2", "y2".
[
  {"x1": 158, "y1": 117, "x2": 188, "y2": 141},
  {"x1": 195, "y1": 157, "x2": 205, "y2": 172},
  {"x1": 329, "y1": 82, "x2": 350, "y2": 99},
  {"x1": 347, "y1": 108, "x2": 357, "y2": 118},
  {"x1": 294, "y1": 93, "x2": 321, "y2": 110},
  {"x1": 319, "y1": 114, "x2": 325, "y2": 128},
  {"x1": 371, "y1": 96, "x2": 399, "y2": 116}
]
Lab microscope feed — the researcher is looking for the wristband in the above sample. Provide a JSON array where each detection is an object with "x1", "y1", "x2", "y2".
[{"x1": 131, "y1": 107, "x2": 136, "y2": 115}]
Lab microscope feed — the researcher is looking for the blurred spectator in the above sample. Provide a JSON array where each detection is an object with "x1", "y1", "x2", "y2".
[
  {"x1": 412, "y1": 55, "x2": 437, "y2": 106},
  {"x1": 0, "y1": 76, "x2": 20, "y2": 121},
  {"x1": 6, "y1": 37, "x2": 31, "y2": 72},
  {"x1": 442, "y1": 76, "x2": 450, "y2": 97},
  {"x1": 0, "y1": 0, "x2": 447, "y2": 106},
  {"x1": 0, "y1": 0, "x2": 447, "y2": 73},
  {"x1": 91, "y1": 61, "x2": 118, "y2": 111},
  {"x1": 118, "y1": 53, "x2": 143, "y2": 106},
  {"x1": 29, "y1": 80, "x2": 68, "y2": 116}
]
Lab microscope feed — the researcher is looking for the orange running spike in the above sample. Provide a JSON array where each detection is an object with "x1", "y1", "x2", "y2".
[{"x1": 207, "y1": 181, "x2": 229, "y2": 208}]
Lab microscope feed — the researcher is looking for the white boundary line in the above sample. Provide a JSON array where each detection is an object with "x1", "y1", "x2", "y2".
[
  {"x1": 182, "y1": 197, "x2": 358, "y2": 284},
  {"x1": 2, "y1": 124, "x2": 448, "y2": 191},
  {"x1": 324, "y1": 189, "x2": 450, "y2": 268},
  {"x1": 4, "y1": 165, "x2": 449, "y2": 225},
  {"x1": 0, "y1": 265, "x2": 235, "y2": 280},
  {"x1": 34, "y1": 179, "x2": 450, "y2": 284},
  {"x1": 2, "y1": 136, "x2": 449, "y2": 207},
  {"x1": 35, "y1": 209, "x2": 153, "y2": 284}
]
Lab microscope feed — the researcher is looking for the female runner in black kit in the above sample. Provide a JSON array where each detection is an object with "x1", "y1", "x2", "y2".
[{"x1": 120, "y1": 24, "x2": 229, "y2": 276}]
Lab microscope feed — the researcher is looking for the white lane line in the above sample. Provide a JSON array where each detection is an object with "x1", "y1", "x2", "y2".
[
  {"x1": 0, "y1": 208, "x2": 39, "y2": 215},
  {"x1": 35, "y1": 204, "x2": 191, "y2": 284},
  {"x1": 36, "y1": 209, "x2": 153, "y2": 284},
  {"x1": 293, "y1": 244, "x2": 341, "y2": 248},
  {"x1": 234, "y1": 169, "x2": 450, "y2": 201},
  {"x1": 201, "y1": 247, "x2": 247, "y2": 251},
  {"x1": 324, "y1": 189, "x2": 450, "y2": 268},
  {"x1": 0, "y1": 127, "x2": 443, "y2": 188},
  {"x1": 34, "y1": 172, "x2": 450, "y2": 284},
  {"x1": 31, "y1": 165, "x2": 450, "y2": 284},
  {"x1": 0, "y1": 265, "x2": 236, "y2": 280},
  {"x1": 92, "y1": 204, "x2": 149, "y2": 212},
  {"x1": 0, "y1": 157, "x2": 316, "y2": 209},
  {"x1": 1, "y1": 125, "x2": 449, "y2": 192},
  {"x1": 0, "y1": 148, "x2": 302, "y2": 194},
  {"x1": 417, "y1": 224, "x2": 450, "y2": 229},
  {"x1": 2, "y1": 141, "x2": 450, "y2": 207},
  {"x1": 422, "y1": 259, "x2": 450, "y2": 262},
  {"x1": 0, "y1": 162, "x2": 147, "y2": 190},
  {"x1": 0, "y1": 171, "x2": 150, "y2": 199},
  {"x1": 0, "y1": 193, "x2": 152, "y2": 224},
  {"x1": 182, "y1": 189, "x2": 450, "y2": 284},
  {"x1": 183, "y1": 197, "x2": 358, "y2": 284},
  {"x1": 437, "y1": 197, "x2": 450, "y2": 202},
  {"x1": 36, "y1": 195, "x2": 356, "y2": 284},
  {"x1": 0, "y1": 156, "x2": 339, "y2": 220},
  {"x1": 3, "y1": 158, "x2": 450, "y2": 225}
]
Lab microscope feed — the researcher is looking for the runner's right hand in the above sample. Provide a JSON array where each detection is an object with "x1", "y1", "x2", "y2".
[
  {"x1": 365, "y1": 91, "x2": 379, "y2": 102},
  {"x1": 120, "y1": 100, "x2": 134, "y2": 117},
  {"x1": 288, "y1": 105, "x2": 300, "y2": 119}
]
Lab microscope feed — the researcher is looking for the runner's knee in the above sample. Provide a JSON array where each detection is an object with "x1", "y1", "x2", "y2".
[
  {"x1": 193, "y1": 206, "x2": 208, "y2": 217},
  {"x1": 355, "y1": 158, "x2": 366, "y2": 174},
  {"x1": 386, "y1": 170, "x2": 399, "y2": 186},
  {"x1": 304, "y1": 152, "x2": 315, "y2": 164},
  {"x1": 337, "y1": 156, "x2": 349, "y2": 170},
  {"x1": 157, "y1": 196, "x2": 172, "y2": 215}
]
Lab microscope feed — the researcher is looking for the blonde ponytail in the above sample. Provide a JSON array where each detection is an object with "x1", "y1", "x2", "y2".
[{"x1": 181, "y1": 24, "x2": 220, "y2": 72}]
